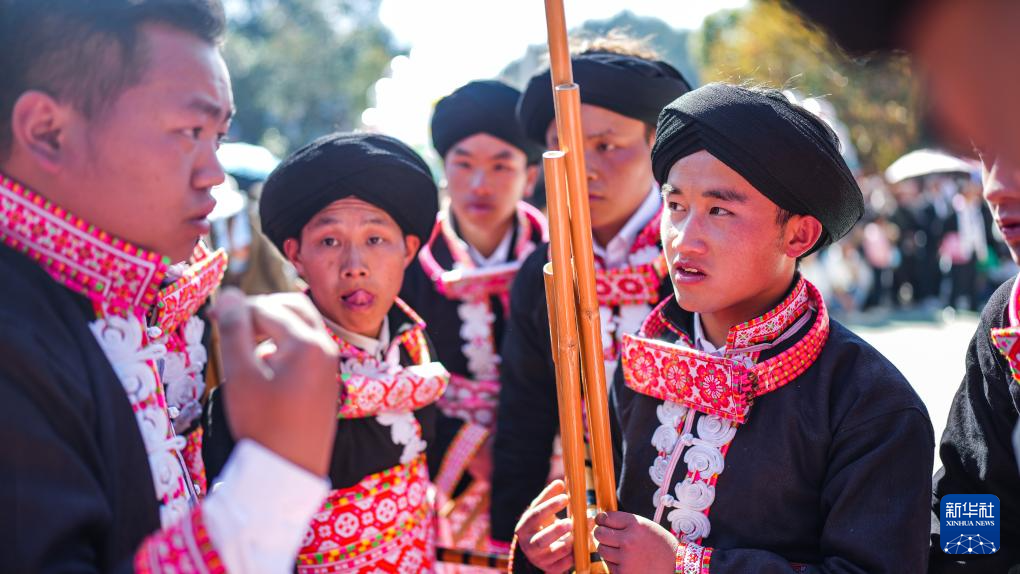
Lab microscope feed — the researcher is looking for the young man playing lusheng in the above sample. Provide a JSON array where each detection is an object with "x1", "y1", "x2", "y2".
[
  {"x1": 514, "y1": 83, "x2": 934, "y2": 574},
  {"x1": 205, "y1": 133, "x2": 447, "y2": 573},
  {"x1": 492, "y1": 42, "x2": 692, "y2": 544}
]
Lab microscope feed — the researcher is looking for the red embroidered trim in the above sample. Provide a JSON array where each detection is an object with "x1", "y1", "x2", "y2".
[
  {"x1": 991, "y1": 274, "x2": 1020, "y2": 386},
  {"x1": 434, "y1": 422, "x2": 489, "y2": 498},
  {"x1": 0, "y1": 175, "x2": 168, "y2": 315},
  {"x1": 152, "y1": 244, "x2": 227, "y2": 335},
  {"x1": 594, "y1": 254, "x2": 669, "y2": 307},
  {"x1": 726, "y1": 278, "x2": 810, "y2": 349},
  {"x1": 675, "y1": 542, "x2": 712, "y2": 574},
  {"x1": 134, "y1": 507, "x2": 226, "y2": 574},
  {"x1": 418, "y1": 202, "x2": 547, "y2": 302},
  {"x1": 297, "y1": 455, "x2": 433, "y2": 573},
  {"x1": 622, "y1": 280, "x2": 829, "y2": 424},
  {"x1": 182, "y1": 427, "x2": 207, "y2": 498}
]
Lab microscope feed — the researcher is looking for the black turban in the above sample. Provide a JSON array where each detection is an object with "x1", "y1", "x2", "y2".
[
  {"x1": 517, "y1": 51, "x2": 693, "y2": 144},
  {"x1": 259, "y1": 132, "x2": 438, "y2": 253},
  {"x1": 651, "y1": 83, "x2": 863, "y2": 253},
  {"x1": 431, "y1": 80, "x2": 543, "y2": 164}
]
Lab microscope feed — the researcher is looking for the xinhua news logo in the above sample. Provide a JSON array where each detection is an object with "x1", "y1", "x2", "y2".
[{"x1": 940, "y1": 494, "x2": 1000, "y2": 555}]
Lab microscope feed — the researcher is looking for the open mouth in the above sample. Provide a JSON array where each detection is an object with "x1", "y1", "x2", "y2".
[
  {"x1": 340, "y1": 289, "x2": 375, "y2": 310},
  {"x1": 673, "y1": 263, "x2": 708, "y2": 283}
]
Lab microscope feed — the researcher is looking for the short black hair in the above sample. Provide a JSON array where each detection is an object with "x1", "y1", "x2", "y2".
[{"x1": 0, "y1": 0, "x2": 226, "y2": 155}]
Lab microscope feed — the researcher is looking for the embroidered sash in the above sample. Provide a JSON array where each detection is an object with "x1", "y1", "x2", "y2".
[{"x1": 296, "y1": 455, "x2": 434, "y2": 574}]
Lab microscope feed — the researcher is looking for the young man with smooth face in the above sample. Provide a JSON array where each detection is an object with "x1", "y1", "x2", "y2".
[
  {"x1": 400, "y1": 79, "x2": 547, "y2": 559},
  {"x1": 206, "y1": 132, "x2": 448, "y2": 573},
  {"x1": 491, "y1": 44, "x2": 693, "y2": 545},
  {"x1": 513, "y1": 84, "x2": 934, "y2": 574},
  {"x1": 0, "y1": 1, "x2": 339, "y2": 571},
  {"x1": 931, "y1": 153, "x2": 1020, "y2": 572}
]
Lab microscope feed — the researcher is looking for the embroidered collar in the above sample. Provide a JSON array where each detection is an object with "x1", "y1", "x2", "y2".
[
  {"x1": 326, "y1": 297, "x2": 429, "y2": 363},
  {"x1": 0, "y1": 174, "x2": 168, "y2": 316},
  {"x1": 622, "y1": 277, "x2": 829, "y2": 423},
  {"x1": 418, "y1": 202, "x2": 547, "y2": 301},
  {"x1": 990, "y1": 275, "x2": 1020, "y2": 385}
]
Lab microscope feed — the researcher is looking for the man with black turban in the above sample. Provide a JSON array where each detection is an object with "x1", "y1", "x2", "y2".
[
  {"x1": 399, "y1": 79, "x2": 547, "y2": 563},
  {"x1": 204, "y1": 132, "x2": 452, "y2": 573},
  {"x1": 491, "y1": 39, "x2": 692, "y2": 546},
  {"x1": 513, "y1": 83, "x2": 934, "y2": 574}
]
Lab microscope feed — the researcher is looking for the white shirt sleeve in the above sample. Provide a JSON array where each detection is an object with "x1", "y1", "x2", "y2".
[{"x1": 201, "y1": 439, "x2": 330, "y2": 574}]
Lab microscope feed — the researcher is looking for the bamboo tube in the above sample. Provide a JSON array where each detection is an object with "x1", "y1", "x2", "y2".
[
  {"x1": 553, "y1": 84, "x2": 617, "y2": 513},
  {"x1": 542, "y1": 151, "x2": 591, "y2": 574},
  {"x1": 544, "y1": 0, "x2": 571, "y2": 86}
]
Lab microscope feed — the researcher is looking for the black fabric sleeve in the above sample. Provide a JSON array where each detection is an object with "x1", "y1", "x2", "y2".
[
  {"x1": 708, "y1": 407, "x2": 934, "y2": 573},
  {"x1": 491, "y1": 249, "x2": 560, "y2": 543},
  {"x1": 930, "y1": 278, "x2": 1020, "y2": 572},
  {"x1": 0, "y1": 324, "x2": 137, "y2": 573}
]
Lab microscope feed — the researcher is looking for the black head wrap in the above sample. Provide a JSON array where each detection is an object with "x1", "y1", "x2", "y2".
[
  {"x1": 431, "y1": 80, "x2": 543, "y2": 165},
  {"x1": 651, "y1": 83, "x2": 863, "y2": 253},
  {"x1": 259, "y1": 132, "x2": 438, "y2": 253},
  {"x1": 517, "y1": 51, "x2": 693, "y2": 144},
  {"x1": 781, "y1": 0, "x2": 919, "y2": 54}
]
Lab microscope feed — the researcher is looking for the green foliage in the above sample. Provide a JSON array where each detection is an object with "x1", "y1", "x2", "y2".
[{"x1": 223, "y1": 0, "x2": 399, "y2": 155}]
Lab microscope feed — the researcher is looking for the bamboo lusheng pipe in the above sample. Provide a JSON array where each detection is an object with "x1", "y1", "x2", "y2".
[
  {"x1": 543, "y1": 0, "x2": 618, "y2": 514},
  {"x1": 542, "y1": 150, "x2": 592, "y2": 574},
  {"x1": 553, "y1": 84, "x2": 617, "y2": 514}
]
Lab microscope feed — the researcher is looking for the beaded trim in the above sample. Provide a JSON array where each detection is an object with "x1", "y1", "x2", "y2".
[
  {"x1": 675, "y1": 542, "x2": 712, "y2": 574},
  {"x1": 135, "y1": 507, "x2": 225, "y2": 574},
  {"x1": 0, "y1": 175, "x2": 168, "y2": 316}
]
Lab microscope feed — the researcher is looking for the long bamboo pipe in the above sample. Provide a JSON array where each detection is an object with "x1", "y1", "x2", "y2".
[
  {"x1": 542, "y1": 0, "x2": 617, "y2": 515},
  {"x1": 542, "y1": 151, "x2": 591, "y2": 573}
]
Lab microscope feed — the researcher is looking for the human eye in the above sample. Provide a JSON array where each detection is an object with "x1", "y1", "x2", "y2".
[
  {"x1": 709, "y1": 206, "x2": 733, "y2": 216},
  {"x1": 367, "y1": 236, "x2": 385, "y2": 245},
  {"x1": 321, "y1": 237, "x2": 338, "y2": 247}
]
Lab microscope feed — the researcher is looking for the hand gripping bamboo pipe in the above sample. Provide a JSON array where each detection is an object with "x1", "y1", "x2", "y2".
[{"x1": 541, "y1": 0, "x2": 618, "y2": 571}]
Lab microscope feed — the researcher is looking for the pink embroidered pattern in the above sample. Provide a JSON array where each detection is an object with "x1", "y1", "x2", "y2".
[
  {"x1": 991, "y1": 275, "x2": 1020, "y2": 385},
  {"x1": 622, "y1": 280, "x2": 830, "y2": 424},
  {"x1": 675, "y1": 542, "x2": 712, "y2": 574},
  {"x1": 0, "y1": 175, "x2": 225, "y2": 570},
  {"x1": 434, "y1": 422, "x2": 489, "y2": 499},
  {"x1": 133, "y1": 505, "x2": 225, "y2": 573},
  {"x1": 297, "y1": 456, "x2": 434, "y2": 573},
  {"x1": 329, "y1": 299, "x2": 448, "y2": 420},
  {"x1": 0, "y1": 175, "x2": 167, "y2": 315},
  {"x1": 152, "y1": 244, "x2": 227, "y2": 336}
]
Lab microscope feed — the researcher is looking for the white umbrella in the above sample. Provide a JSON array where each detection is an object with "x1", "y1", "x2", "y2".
[
  {"x1": 884, "y1": 148, "x2": 977, "y2": 184},
  {"x1": 216, "y1": 142, "x2": 280, "y2": 181}
]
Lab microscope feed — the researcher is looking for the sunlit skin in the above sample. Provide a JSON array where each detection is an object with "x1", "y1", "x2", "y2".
[
  {"x1": 283, "y1": 197, "x2": 420, "y2": 339},
  {"x1": 982, "y1": 154, "x2": 1020, "y2": 264},
  {"x1": 1, "y1": 24, "x2": 233, "y2": 263},
  {"x1": 444, "y1": 133, "x2": 537, "y2": 257},
  {"x1": 660, "y1": 150, "x2": 822, "y2": 348},
  {"x1": 545, "y1": 104, "x2": 656, "y2": 247}
]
